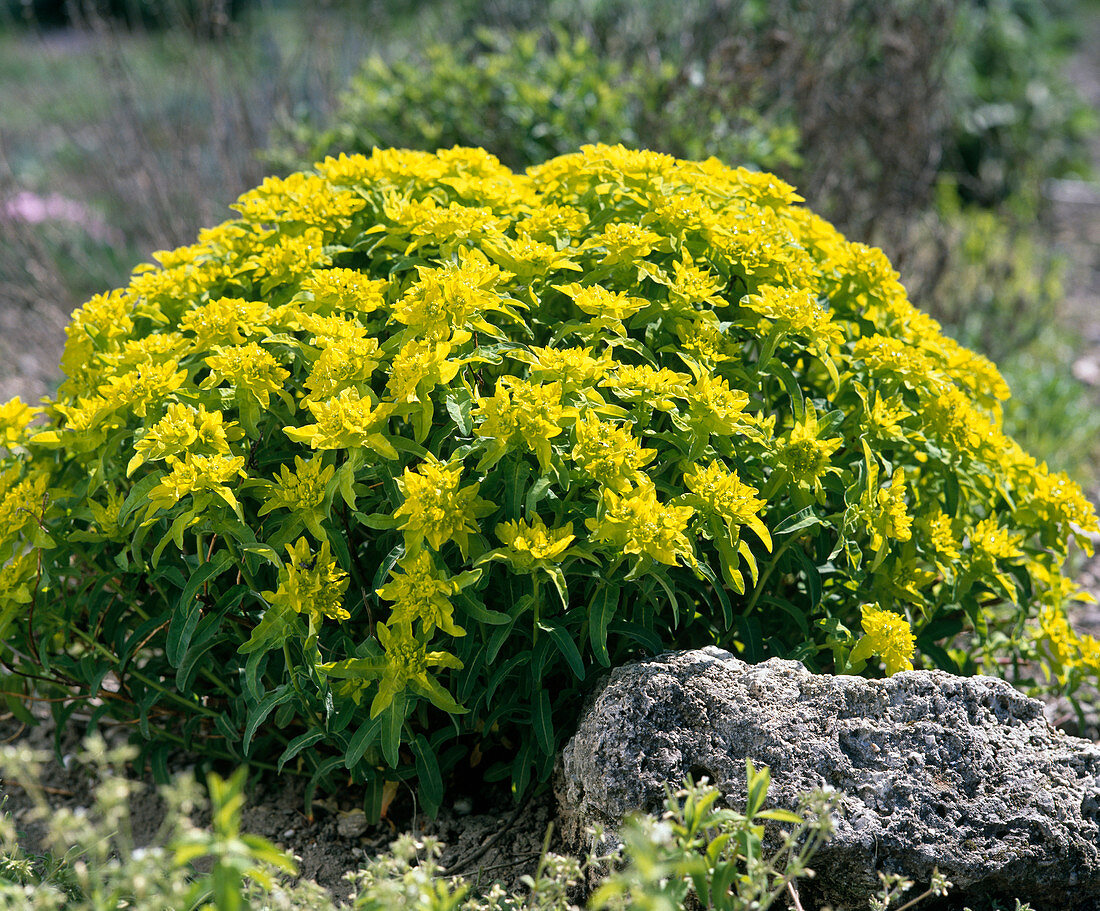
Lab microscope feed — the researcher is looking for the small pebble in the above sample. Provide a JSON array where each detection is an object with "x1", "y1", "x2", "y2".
[
  {"x1": 453, "y1": 796, "x2": 473, "y2": 816},
  {"x1": 337, "y1": 808, "x2": 369, "y2": 838},
  {"x1": 282, "y1": 828, "x2": 296, "y2": 840}
]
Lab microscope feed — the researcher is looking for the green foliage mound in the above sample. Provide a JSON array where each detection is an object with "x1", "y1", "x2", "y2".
[
  {"x1": 1, "y1": 145, "x2": 1096, "y2": 810},
  {"x1": 272, "y1": 30, "x2": 641, "y2": 174},
  {"x1": 269, "y1": 29, "x2": 798, "y2": 178}
]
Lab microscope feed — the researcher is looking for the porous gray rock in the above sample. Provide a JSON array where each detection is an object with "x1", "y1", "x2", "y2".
[{"x1": 556, "y1": 647, "x2": 1100, "y2": 910}]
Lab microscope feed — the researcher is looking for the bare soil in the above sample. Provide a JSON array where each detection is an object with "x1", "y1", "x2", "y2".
[{"x1": 0, "y1": 708, "x2": 558, "y2": 902}]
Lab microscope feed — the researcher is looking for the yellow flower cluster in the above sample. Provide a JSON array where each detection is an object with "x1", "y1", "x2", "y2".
[
  {"x1": 0, "y1": 398, "x2": 40, "y2": 450},
  {"x1": 850, "y1": 603, "x2": 916, "y2": 675},
  {"x1": 4, "y1": 143, "x2": 1098, "y2": 768},
  {"x1": 588, "y1": 478, "x2": 696, "y2": 567},
  {"x1": 684, "y1": 461, "x2": 770, "y2": 546},
  {"x1": 571, "y1": 413, "x2": 655, "y2": 492},
  {"x1": 393, "y1": 458, "x2": 491, "y2": 558},
  {"x1": 495, "y1": 516, "x2": 576, "y2": 572},
  {"x1": 263, "y1": 537, "x2": 350, "y2": 624},
  {"x1": 377, "y1": 551, "x2": 467, "y2": 637},
  {"x1": 474, "y1": 378, "x2": 575, "y2": 471}
]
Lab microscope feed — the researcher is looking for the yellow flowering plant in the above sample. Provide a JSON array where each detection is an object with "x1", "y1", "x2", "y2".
[{"x1": 1, "y1": 145, "x2": 1097, "y2": 815}]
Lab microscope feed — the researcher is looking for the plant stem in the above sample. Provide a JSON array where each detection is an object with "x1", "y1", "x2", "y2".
[
  {"x1": 67, "y1": 625, "x2": 221, "y2": 718},
  {"x1": 744, "y1": 539, "x2": 792, "y2": 615}
]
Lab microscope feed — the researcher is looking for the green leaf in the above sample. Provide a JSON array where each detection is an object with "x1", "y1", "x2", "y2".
[
  {"x1": 412, "y1": 398, "x2": 434, "y2": 444},
  {"x1": 118, "y1": 473, "x2": 163, "y2": 527},
  {"x1": 774, "y1": 506, "x2": 824, "y2": 536},
  {"x1": 387, "y1": 435, "x2": 429, "y2": 459},
  {"x1": 756, "y1": 808, "x2": 804, "y2": 824},
  {"x1": 589, "y1": 584, "x2": 619, "y2": 667},
  {"x1": 757, "y1": 594, "x2": 810, "y2": 639},
  {"x1": 237, "y1": 601, "x2": 297, "y2": 656},
  {"x1": 412, "y1": 735, "x2": 444, "y2": 817},
  {"x1": 362, "y1": 773, "x2": 388, "y2": 823},
  {"x1": 338, "y1": 463, "x2": 358, "y2": 509},
  {"x1": 358, "y1": 512, "x2": 400, "y2": 530},
  {"x1": 542, "y1": 623, "x2": 585, "y2": 681},
  {"x1": 524, "y1": 477, "x2": 552, "y2": 515},
  {"x1": 304, "y1": 756, "x2": 346, "y2": 822},
  {"x1": 381, "y1": 693, "x2": 406, "y2": 769},
  {"x1": 119, "y1": 611, "x2": 172, "y2": 665},
  {"x1": 511, "y1": 738, "x2": 534, "y2": 800},
  {"x1": 608, "y1": 619, "x2": 663, "y2": 654},
  {"x1": 410, "y1": 675, "x2": 468, "y2": 715},
  {"x1": 344, "y1": 715, "x2": 384, "y2": 769},
  {"x1": 457, "y1": 592, "x2": 510, "y2": 625},
  {"x1": 277, "y1": 729, "x2": 326, "y2": 773},
  {"x1": 696, "y1": 562, "x2": 733, "y2": 629},
  {"x1": 918, "y1": 609, "x2": 966, "y2": 643},
  {"x1": 533, "y1": 689, "x2": 554, "y2": 755},
  {"x1": 485, "y1": 652, "x2": 529, "y2": 706},
  {"x1": 209, "y1": 702, "x2": 237, "y2": 747},
  {"x1": 737, "y1": 615, "x2": 764, "y2": 662},
  {"x1": 444, "y1": 390, "x2": 473, "y2": 436},
  {"x1": 243, "y1": 685, "x2": 293, "y2": 756},
  {"x1": 745, "y1": 759, "x2": 771, "y2": 818},
  {"x1": 319, "y1": 656, "x2": 388, "y2": 679},
  {"x1": 790, "y1": 547, "x2": 823, "y2": 611},
  {"x1": 244, "y1": 648, "x2": 268, "y2": 703},
  {"x1": 167, "y1": 551, "x2": 233, "y2": 667},
  {"x1": 767, "y1": 358, "x2": 805, "y2": 421},
  {"x1": 943, "y1": 468, "x2": 960, "y2": 518},
  {"x1": 175, "y1": 590, "x2": 242, "y2": 692},
  {"x1": 151, "y1": 510, "x2": 197, "y2": 567},
  {"x1": 241, "y1": 543, "x2": 280, "y2": 564},
  {"x1": 544, "y1": 565, "x2": 569, "y2": 609},
  {"x1": 2, "y1": 691, "x2": 35, "y2": 726}
]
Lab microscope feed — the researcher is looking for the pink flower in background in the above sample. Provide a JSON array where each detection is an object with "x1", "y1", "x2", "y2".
[{"x1": 1, "y1": 190, "x2": 115, "y2": 242}]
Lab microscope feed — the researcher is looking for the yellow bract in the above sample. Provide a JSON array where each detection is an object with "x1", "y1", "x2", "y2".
[
  {"x1": 0, "y1": 398, "x2": 40, "y2": 449},
  {"x1": 257, "y1": 455, "x2": 335, "y2": 542},
  {"x1": 393, "y1": 252, "x2": 520, "y2": 339},
  {"x1": 588, "y1": 477, "x2": 696, "y2": 568},
  {"x1": 202, "y1": 344, "x2": 290, "y2": 409},
  {"x1": 377, "y1": 551, "x2": 467, "y2": 637},
  {"x1": 571, "y1": 412, "x2": 655, "y2": 493},
  {"x1": 850, "y1": 603, "x2": 916, "y2": 675},
  {"x1": 129, "y1": 402, "x2": 239, "y2": 476},
  {"x1": 474, "y1": 377, "x2": 575, "y2": 471},
  {"x1": 146, "y1": 453, "x2": 247, "y2": 515},
  {"x1": 179, "y1": 297, "x2": 272, "y2": 350},
  {"x1": 495, "y1": 516, "x2": 576, "y2": 572},
  {"x1": 263, "y1": 537, "x2": 350, "y2": 624},
  {"x1": 304, "y1": 336, "x2": 381, "y2": 401},
  {"x1": 602, "y1": 364, "x2": 691, "y2": 414},
  {"x1": 684, "y1": 461, "x2": 770, "y2": 548},
  {"x1": 776, "y1": 404, "x2": 842, "y2": 496},
  {"x1": 555, "y1": 282, "x2": 648, "y2": 335},
  {"x1": 285, "y1": 388, "x2": 395, "y2": 455},
  {"x1": 393, "y1": 458, "x2": 491, "y2": 557}
]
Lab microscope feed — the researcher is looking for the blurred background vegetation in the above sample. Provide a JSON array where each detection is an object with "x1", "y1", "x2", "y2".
[{"x1": 1, "y1": 0, "x2": 1098, "y2": 481}]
